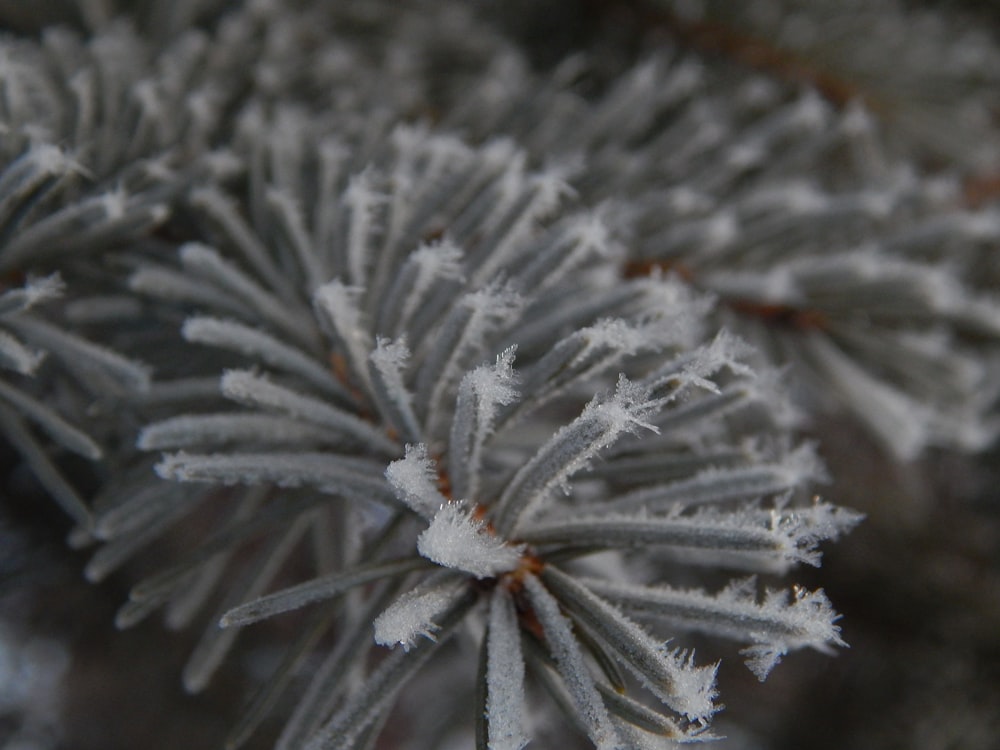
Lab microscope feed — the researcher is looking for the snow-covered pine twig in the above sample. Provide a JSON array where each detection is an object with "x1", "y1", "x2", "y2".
[
  {"x1": 0, "y1": 5, "x2": 897, "y2": 750},
  {"x1": 93, "y1": 110, "x2": 861, "y2": 749}
]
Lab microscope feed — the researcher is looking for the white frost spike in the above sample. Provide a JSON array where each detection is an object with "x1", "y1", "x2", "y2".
[
  {"x1": 369, "y1": 337, "x2": 421, "y2": 442},
  {"x1": 598, "y1": 377, "x2": 661, "y2": 434},
  {"x1": 680, "y1": 330, "x2": 754, "y2": 394},
  {"x1": 373, "y1": 582, "x2": 459, "y2": 652},
  {"x1": 662, "y1": 649, "x2": 720, "y2": 724},
  {"x1": 774, "y1": 442, "x2": 829, "y2": 487},
  {"x1": 385, "y1": 444, "x2": 447, "y2": 518},
  {"x1": 496, "y1": 376, "x2": 659, "y2": 535},
  {"x1": 522, "y1": 501, "x2": 859, "y2": 569},
  {"x1": 531, "y1": 171, "x2": 575, "y2": 217},
  {"x1": 574, "y1": 319, "x2": 655, "y2": 362},
  {"x1": 449, "y1": 346, "x2": 519, "y2": 500},
  {"x1": 587, "y1": 576, "x2": 845, "y2": 682},
  {"x1": 567, "y1": 213, "x2": 614, "y2": 258},
  {"x1": 399, "y1": 240, "x2": 465, "y2": 327},
  {"x1": 370, "y1": 338, "x2": 412, "y2": 393},
  {"x1": 740, "y1": 585, "x2": 845, "y2": 680},
  {"x1": 343, "y1": 168, "x2": 385, "y2": 287},
  {"x1": 420, "y1": 281, "x2": 523, "y2": 440},
  {"x1": 470, "y1": 346, "x2": 519, "y2": 417},
  {"x1": 775, "y1": 499, "x2": 864, "y2": 550},
  {"x1": 486, "y1": 588, "x2": 528, "y2": 750},
  {"x1": 417, "y1": 503, "x2": 522, "y2": 579}
]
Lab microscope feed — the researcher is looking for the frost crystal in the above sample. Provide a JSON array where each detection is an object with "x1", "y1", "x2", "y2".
[
  {"x1": 417, "y1": 503, "x2": 523, "y2": 578},
  {"x1": 373, "y1": 582, "x2": 462, "y2": 652},
  {"x1": 385, "y1": 444, "x2": 447, "y2": 518}
]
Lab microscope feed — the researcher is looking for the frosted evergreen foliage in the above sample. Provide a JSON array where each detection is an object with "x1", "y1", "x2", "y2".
[
  {"x1": 102, "y1": 116, "x2": 860, "y2": 748},
  {"x1": 0, "y1": 18, "x2": 255, "y2": 523},
  {"x1": 6, "y1": 2, "x2": 998, "y2": 750},
  {"x1": 0, "y1": 22, "x2": 255, "y2": 273},
  {"x1": 654, "y1": 0, "x2": 1000, "y2": 170},
  {"x1": 0, "y1": 276, "x2": 95, "y2": 524},
  {"x1": 0, "y1": 273, "x2": 153, "y2": 526},
  {"x1": 443, "y1": 22, "x2": 1000, "y2": 460}
]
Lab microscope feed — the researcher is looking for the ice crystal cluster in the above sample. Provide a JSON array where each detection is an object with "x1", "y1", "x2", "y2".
[{"x1": 1, "y1": 1, "x2": 998, "y2": 749}]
